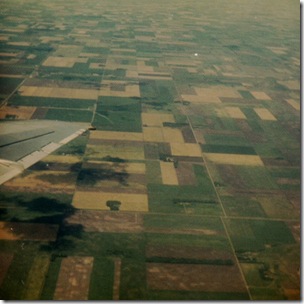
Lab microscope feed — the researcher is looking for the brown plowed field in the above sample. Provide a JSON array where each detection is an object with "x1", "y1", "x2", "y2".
[
  {"x1": 54, "y1": 256, "x2": 94, "y2": 300},
  {"x1": 67, "y1": 210, "x2": 143, "y2": 233},
  {"x1": 146, "y1": 245, "x2": 234, "y2": 260},
  {"x1": 175, "y1": 162, "x2": 196, "y2": 185},
  {"x1": 0, "y1": 253, "x2": 14, "y2": 285},
  {"x1": 147, "y1": 263, "x2": 246, "y2": 292}
]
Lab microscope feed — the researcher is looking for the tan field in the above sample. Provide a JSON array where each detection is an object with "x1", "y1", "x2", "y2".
[
  {"x1": 90, "y1": 130, "x2": 143, "y2": 142},
  {"x1": 162, "y1": 128, "x2": 184, "y2": 143},
  {"x1": 170, "y1": 143, "x2": 202, "y2": 157},
  {"x1": 278, "y1": 80, "x2": 300, "y2": 90},
  {"x1": 160, "y1": 162, "x2": 179, "y2": 185},
  {"x1": 204, "y1": 153, "x2": 264, "y2": 166},
  {"x1": 143, "y1": 127, "x2": 164, "y2": 142},
  {"x1": 137, "y1": 66, "x2": 155, "y2": 73},
  {"x1": 195, "y1": 86, "x2": 241, "y2": 98},
  {"x1": 286, "y1": 99, "x2": 300, "y2": 111},
  {"x1": 0, "y1": 222, "x2": 58, "y2": 241},
  {"x1": 254, "y1": 108, "x2": 277, "y2": 121},
  {"x1": 138, "y1": 72, "x2": 172, "y2": 80},
  {"x1": 40, "y1": 37, "x2": 64, "y2": 44},
  {"x1": 0, "y1": 74, "x2": 23, "y2": 78},
  {"x1": 111, "y1": 48, "x2": 136, "y2": 53},
  {"x1": 126, "y1": 70, "x2": 139, "y2": 78},
  {"x1": 267, "y1": 46, "x2": 287, "y2": 55},
  {"x1": 183, "y1": 86, "x2": 242, "y2": 103},
  {"x1": 42, "y1": 56, "x2": 88, "y2": 68},
  {"x1": 225, "y1": 106, "x2": 247, "y2": 119},
  {"x1": 0, "y1": 106, "x2": 36, "y2": 120},
  {"x1": 0, "y1": 52, "x2": 20, "y2": 57},
  {"x1": 250, "y1": 91, "x2": 272, "y2": 100},
  {"x1": 142, "y1": 113, "x2": 175, "y2": 127},
  {"x1": 54, "y1": 256, "x2": 94, "y2": 300},
  {"x1": 72, "y1": 191, "x2": 149, "y2": 211},
  {"x1": 19, "y1": 85, "x2": 98, "y2": 100},
  {"x1": 7, "y1": 41, "x2": 30, "y2": 46},
  {"x1": 181, "y1": 94, "x2": 214, "y2": 103},
  {"x1": 0, "y1": 35, "x2": 9, "y2": 41}
]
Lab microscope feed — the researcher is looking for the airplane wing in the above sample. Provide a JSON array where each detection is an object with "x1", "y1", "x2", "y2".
[{"x1": 0, "y1": 120, "x2": 89, "y2": 185}]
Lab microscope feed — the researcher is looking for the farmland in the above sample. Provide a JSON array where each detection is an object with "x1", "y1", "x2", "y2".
[{"x1": 0, "y1": 0, "x2": 300, "y2": 301}]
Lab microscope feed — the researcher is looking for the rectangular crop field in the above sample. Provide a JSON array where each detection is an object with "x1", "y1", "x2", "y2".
[
  {"x1": 54, "y1": 256, "x2": 94, "y2": 300},
  {"x1": 0, "y1": 222, "x2": 58, "y2": 241},
  {"x1": 141, "y1": 113, "x2": 175, "y2": 127},
  {"x1": 85, "y1": 143, "x2": 145, "y2": 161},
  {"x1": 89, "y1": 131, "x2": 143, "y2": 142},
  {"x1": 160, "y1": 162, "x2": 179, "y2": 185},
  {"x1": 19, "y1": 86, "x2": 98, "y2": 100},
  {"x1": 146, "y1": 263, "x2": 246, "y2": 292},
  {"x1": 254, "y1": 108, "x2": 276, "y2": 121},
  {"x1": 204, "y1": 153, "x2": 263, "y2": 166},
  {"x1": 72, "y1": 191, "x2": 149, "y2": 211}
]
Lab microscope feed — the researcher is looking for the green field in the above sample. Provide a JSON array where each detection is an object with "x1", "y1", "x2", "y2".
[
  {"x1": 224, "y1": 219, "x2": 295, "y2": 252},
  {"x1": 221, "y1": 195, "x2": 266, "y2": 218},
  {"x1": 44, "y1": 109, "x2": 93, "y2": 122},
  {"x1": 9, "y1": 95, "x2": 95, "y2": 109}
]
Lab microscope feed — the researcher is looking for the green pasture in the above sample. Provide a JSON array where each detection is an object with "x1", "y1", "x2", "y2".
[
  {"x1": 8, "y1": 95, "x2": 95, "y2": 109},
  {"x1": 249, "y1": 287, "x2": 285, "y2": 300},
  {"x1": 201, "y1": 144, "x2": 256, "y2": 155},
  {"x1": 143, "y1": 213, "x2": 224, "y2": 231},
  {"x1": 221, "y1": 195, "x2": 266, "y2": 218},
  {"x1": 147, "y1": 184, "x2": 221, "y2": 215},
  {"x1": 0, "y1": 242, "x2": 41, "y2": 300},
  {"x1": 235, "y1": 166, "x2": 279, "y2": 190},
  {"x1": 120, "y1": 258, "x2": 146, "y2": 300},
  {"x1": 238, "y1": 90, "x2": 254, "y2": 99},
  {"x1": 54, "y1": 132, "x2": 88, "y2": 156},
  {"x1": 145, "y1": 161, "x2": 162, "y2": 184},
  {"x1": 256, "y1": 195, "x2": 299, "y2": 219},
  {"x1": 89, "y1": 257, "x2": 115, "y2": 300},
  {"x1": 0, "y1": 77, "x2": 24, "y2": 95},
  {"x1": 145, "y1": 232, "x2": 230, "y2": 251},
  {"x1": 224, "y1": 219, "x2": 295, "y2": 252},
  {"x1": 240, "y1": 263, "x2": 275, "y2": 288},
  {"x1": 97, "y1": 96, "x2": 141, "y2": 112},
  {"x1": 93, "y1": 98, "x2": 142, "y2": 132},
  {"x1": 45, "y1": 108, "x2": 93, "y2": 122},
  {"x1": 253, "y1": 143, "x2": 284, "y2": 158},
  {"x1": 203, "y1": 133, "x2": 249, "y2": 146},
  {"x1": 93, "y1": 110, "x2": 142, "y2": 132}
]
